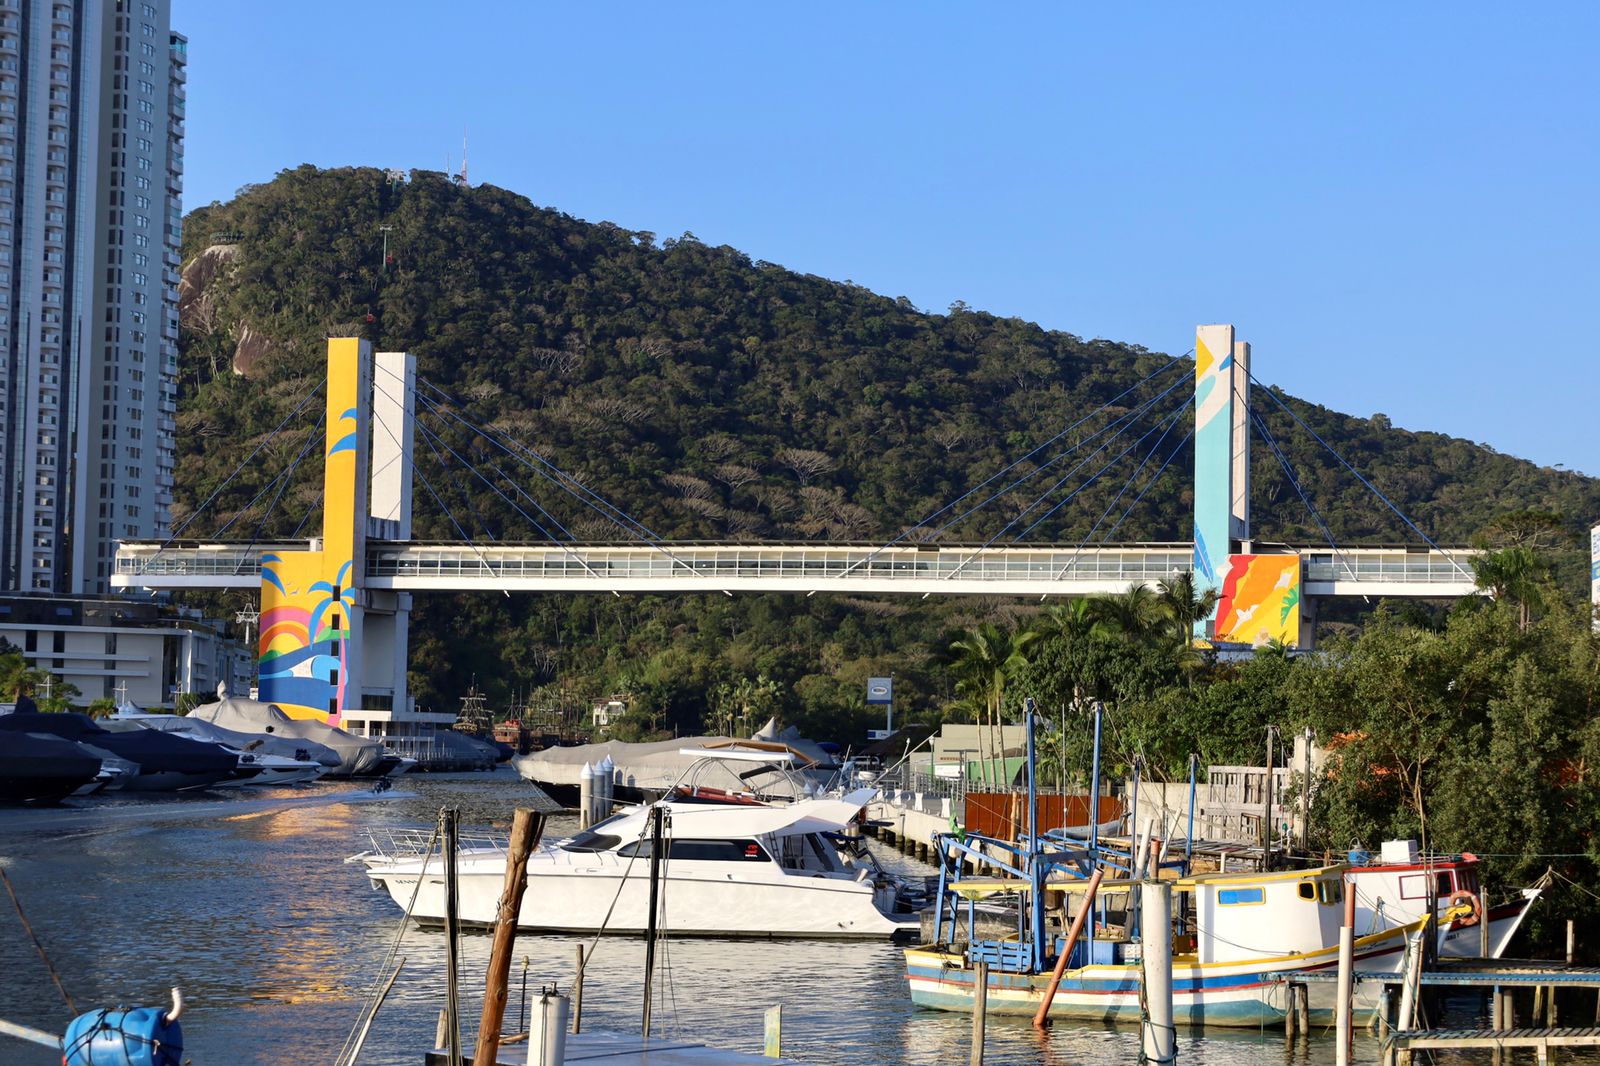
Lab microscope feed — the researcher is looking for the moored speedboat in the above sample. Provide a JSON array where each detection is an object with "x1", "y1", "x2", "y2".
[
  {"x1": 0, "y1": 733, "x2": 103, "y2": 803},
  {"x1": 0, "y1": 713, "x2": 238, "y2": 791},
  {"x1": 358, "y1": 788, "x2": 920, "y2": 938}
]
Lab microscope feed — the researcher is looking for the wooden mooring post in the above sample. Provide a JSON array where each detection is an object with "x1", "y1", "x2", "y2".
[
  {"x1": 572, "y1": 944, "x2": 585, "y2": 1034},
  {"x1": 473, "y1": 809, "x2": 545, "y2": 1066},
  {"x1": 970, "y1": 960, "x2": 988, "y2": 1066}
]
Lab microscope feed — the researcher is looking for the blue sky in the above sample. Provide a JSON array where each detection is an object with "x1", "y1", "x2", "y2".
[{"x1": 180, "y1": 3, "x2": 1597, "y2": 475}]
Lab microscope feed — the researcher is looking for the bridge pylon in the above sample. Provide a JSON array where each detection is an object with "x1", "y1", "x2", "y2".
[
  {"x1": 1193, "y1": 325, "x2": 1306, "y2": 647},
  {"x1": 255, "y1": 339, "x2": 420, "y2": 726}
]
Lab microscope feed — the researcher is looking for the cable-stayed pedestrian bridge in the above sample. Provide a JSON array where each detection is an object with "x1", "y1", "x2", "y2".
[
  {"x1": 111, "y1": 328, "x2": 1487, "y2": 727},
  {"x1": 115, "y1": 539, "x2": 1476, "y2": 598}
]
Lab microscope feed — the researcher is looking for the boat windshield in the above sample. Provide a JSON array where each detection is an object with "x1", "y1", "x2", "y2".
[{"x1": 561, "y1": 812, "x2": 632, "y2": 853}]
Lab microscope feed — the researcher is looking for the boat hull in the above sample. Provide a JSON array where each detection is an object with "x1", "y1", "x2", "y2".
[
  {"x1": 369, "y1": 850, "x2": 916, "y2": 939},
  {"x1": 904, "y1": 930, "x2": 1413, "y2": 1028}
]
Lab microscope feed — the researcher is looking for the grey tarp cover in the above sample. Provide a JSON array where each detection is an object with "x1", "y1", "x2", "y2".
[
  {"x1": 104, "y1": 713, "x2": 343, "y2": 767},
  {"x1": 513, "y1": 724, "x2": 838, "y2": 799},
  {"x1": 186, "y1": 696, "x2": 386, "y2": 775}
]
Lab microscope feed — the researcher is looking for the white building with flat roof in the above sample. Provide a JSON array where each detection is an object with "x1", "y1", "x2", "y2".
[{"x1": 0, "y1": 594, "x2": 243, "y2": 707}]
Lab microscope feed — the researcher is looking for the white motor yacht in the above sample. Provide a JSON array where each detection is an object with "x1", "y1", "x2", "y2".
[{"x1": 357, "y1": 786, "x2": 920, "y2": 939}]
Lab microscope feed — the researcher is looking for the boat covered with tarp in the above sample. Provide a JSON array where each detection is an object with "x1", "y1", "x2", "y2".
[
  {"x1": 0, "y1": 732, "x2": 103, "y2": 803},
  {"x1": 0, "y1": 713, "x2": 238, "y2": 791},
  {"x1": 185, "y1": 696, "x2": 395, "y2": 777},
  {"x1": 513, "y1": 717, "x2": 838, "y2": 806}
]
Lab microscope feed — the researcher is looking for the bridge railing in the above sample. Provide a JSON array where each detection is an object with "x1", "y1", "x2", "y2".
[
  {"x1": 1302, "y1": 551, "x2": 1477, "y2": 584},
  {"x1": 113, "y1": 544, "x2": 300, "y2": 577},
  {"x1": 365, "y1": 545, "x2": 1198, "y2": 584}
]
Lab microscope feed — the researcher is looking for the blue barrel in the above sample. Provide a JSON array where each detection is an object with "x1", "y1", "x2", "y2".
[
  {"x1": 1348, "y1": 847, "x2": 1372, "y2": 867},
  {"x1": 62, "y1": 1007, "x2": 183, "y2": 1066}
]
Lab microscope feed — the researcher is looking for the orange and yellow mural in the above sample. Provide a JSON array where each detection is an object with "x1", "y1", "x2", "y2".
[{"x1": 1214, "y1": 554, "x2": 1301, "y2": 647}]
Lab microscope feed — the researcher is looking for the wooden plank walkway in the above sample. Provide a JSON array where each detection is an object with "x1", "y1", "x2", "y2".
[{"x1": 1386, "y1": 1026, "x2": 1600, "y2": 1065}]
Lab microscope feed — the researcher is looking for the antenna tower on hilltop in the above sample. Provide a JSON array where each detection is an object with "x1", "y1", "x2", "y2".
[{"x1": 453, "y1": 127, "x2": 469, "y2": 188}]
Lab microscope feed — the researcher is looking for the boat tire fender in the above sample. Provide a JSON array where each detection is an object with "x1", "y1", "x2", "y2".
[{"x1": 1447, "y1": 889, "x2": 1481, "y2": 926}]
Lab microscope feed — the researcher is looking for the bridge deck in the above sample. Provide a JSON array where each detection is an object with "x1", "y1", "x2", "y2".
[{"x1": 110, "y1": 540, "x2": 1479, "y2": 597}]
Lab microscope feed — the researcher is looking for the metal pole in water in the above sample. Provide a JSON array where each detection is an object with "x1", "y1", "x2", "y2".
[
  {"x1": 1141, "y1": 879, "x2": 1176, "y2": 1064},
  {"x1": 642, "y1": 804, "x2": 666, "y2": 1038},
  {"x1": 443, "y1": 807, "x2": 462, "y2": 1066},
  {"x1": 1185, "y1": 752, "x2": 1197, "y2": 862},
  {"x1": 1024, "y1": 697, "x2": 1046, "y2": 972},
  {"x1": 474, "y1": 809, "x2": 546, "y2": 1066},
  {"x1": 1335, "y1": 877, "x2": 1355, "y2": 1066},
  {"x1": 1088, "y1": 701, "x2": 1103, "y2": 856}
]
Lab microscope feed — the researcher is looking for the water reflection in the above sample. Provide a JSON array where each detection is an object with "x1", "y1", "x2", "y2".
[{"x1": 0, "y1": 772, "x2": 1591, "y2": 1065}]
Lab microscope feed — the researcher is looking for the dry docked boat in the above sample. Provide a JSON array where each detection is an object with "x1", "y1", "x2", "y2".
[
  {"x1": 356, "y1": 786, "x2": 921, "y2": 938},
  {"x1": 906, "y1": 864, "x2": 1429, "y2": 1027}
]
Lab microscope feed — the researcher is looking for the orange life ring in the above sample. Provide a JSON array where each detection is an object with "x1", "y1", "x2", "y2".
[{"x1": 1446, "y1": 890, "x2": 1481, "y2": 927}]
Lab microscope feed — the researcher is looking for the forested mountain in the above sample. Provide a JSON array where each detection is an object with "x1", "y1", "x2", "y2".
[{"x1": 173, "y1": 165, "x2": 1600, "y2": 733}]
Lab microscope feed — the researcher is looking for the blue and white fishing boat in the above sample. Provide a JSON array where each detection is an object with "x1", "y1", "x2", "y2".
[
  {"x1": 906, "y1": 865, "x2": 1423, "y2": 1026},
  {"x1": 903, "y1": 698, "x2": 1432, "y2": 1028}
]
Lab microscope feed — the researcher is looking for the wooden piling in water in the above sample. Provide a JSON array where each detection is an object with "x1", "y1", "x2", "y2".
[
  {"x1": 572, "y1": 944, "x2": 584, "y2": 1034},
  {"x1": 474, "y1": 809, "x2": 545, "y2": 1066},
  {"x1": 970, "y1": 960, "x2": 988, "y2": 1066}
]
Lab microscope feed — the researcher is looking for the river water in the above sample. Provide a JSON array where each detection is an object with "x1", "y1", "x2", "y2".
[{"x1": 0, "y1": 770, "x2": 1558, "y2": 1065}]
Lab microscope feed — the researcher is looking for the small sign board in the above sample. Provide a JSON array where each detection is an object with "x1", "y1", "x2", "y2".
[
  {"x1": 866, "y1": 729, "x2": 892, "y2": 741},
  {"x1": 866, "y1": 677, "x2": 893, "y2": 705}
]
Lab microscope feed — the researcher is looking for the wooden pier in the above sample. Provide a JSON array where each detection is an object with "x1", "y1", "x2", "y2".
[
  {"x1": 1384, "y1": 1027, "x2": 1600, "y2": 1066},
  {"x1": 1281, "y1": 958, "x2": 1600, "y2": 1062}
]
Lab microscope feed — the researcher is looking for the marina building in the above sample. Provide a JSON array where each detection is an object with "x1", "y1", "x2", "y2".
[
  {"x1": 0, "y1": 593, "x2": 249, "y2": 707},
  {"x1": 0, "y1": 0, "x2": 184, "y2": 595}
]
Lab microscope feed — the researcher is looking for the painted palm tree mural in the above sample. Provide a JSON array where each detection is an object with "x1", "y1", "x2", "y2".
[
  {"x1": 258, "y1": 556, "x2": 354, "y2": 719},
  {"x1": 256, "y1": 343, "x2": 367, "y2": 723}
]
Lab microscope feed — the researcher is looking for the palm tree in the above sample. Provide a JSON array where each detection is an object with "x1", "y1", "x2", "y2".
[
  {"x1": 1472, "y1": 547, "x2": 1551, "y2": 632},
  {"x1": 1156, "y1": 569, "x2": 1221, "y2": 645},
  {"x1": 1089, "y1": 584, "x2": 1164, "y2": 642},
  {"x1": 1032, "y1": 598, "x2": 1097, "y2": 642},
  {"x1": 947, "y1": 622, "x2": 1038, "y2": 788}
]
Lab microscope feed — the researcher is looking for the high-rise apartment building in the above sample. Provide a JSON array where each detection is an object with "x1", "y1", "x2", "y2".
[{"x1": 0, "y1": 0, "x2": 182, "y2": 595}]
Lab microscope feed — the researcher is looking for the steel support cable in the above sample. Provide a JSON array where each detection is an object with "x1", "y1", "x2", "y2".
[
  {"x1": 414, "y1": 410, "x2": 500, "y2": 543},
  {"x1": 235, "y1": 413, "x2": 328, "y2": 573},
  {"x1": 160, "y1": 377, "x2": 325, "y2": 550},
  {"x1": 1014, "y1": 398, "x2": 1190, "y2": 543},
  {"x1": 1100, "y1": 426, "x2": 1195, "y2": 543},
  {"x1": 840, "y1": 356, "x2": 1189, "y2": 577},
  {"x1": 1248, "y1": 370, "x2": 1471, "y2": 578},
  {"x1": 1045, "y1": 403, "x2": 1187, "y2": 581},
  {"x1": 404, "y1": 378, "x2": 700, "y2": 576},
  {"x1": 928, "y1": 368, "x2": 1191, "y2": 540},
  {"x1": 407, "y1": 403, "x2": 588, "y2": 555},
  {"x1": 1249, "y1": 408, "x2": 1352, "y2": 578},
  {"x1": 214, "y1": 414, "x2": 324, "y2": 540},
  {"x1": 482, "y1": 460, "x2": 593, "y2": 545},
  {"x1": 407, "y1": 372, "x2": 668, "y2": 545},
  {"x1": 409, "y1": 414, "x2": 612, "y2": 589},
  {"x1": 290, "y1": 497, "x2": 322, "y2": 540},
  {"x1": 945, "y1": 388, "x2": 1190, "y2": 580},
  {"x1": 366, "y1": 376, "x2": 503, "y2": 583}
]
